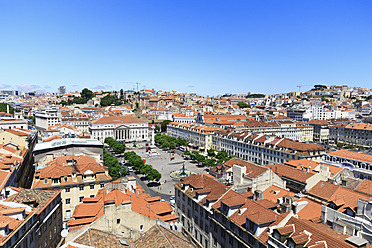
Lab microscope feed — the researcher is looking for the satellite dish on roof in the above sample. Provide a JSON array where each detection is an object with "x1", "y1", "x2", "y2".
[{"x1": 61, "y1": 229, "x2": 68, "y2": 238}]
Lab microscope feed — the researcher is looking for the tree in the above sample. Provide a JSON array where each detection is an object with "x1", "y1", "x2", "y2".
[
  {"x1": 312, "y1": 85, "x2": 327, "y2": 91},
  {"x1": 162, "y1": 141, "x2": 170, "y2": 149},
  {"x1": 196, "y1": 154, "x2": 206, "y2": 165},
  {"x1": 184, "y1": 150, "x2": 191, "y2": 156},
  {"x1": 337, "y1": 142, "x2": 344, "y2": 148},
  {"x1": 103, "y1": 148, "x2": 125, "y2": 180},
  {"x1": 190, "y1": 151, "x2": 199, "y2": 160},
  {"x1": 140, "y1": 164, "x2": 153, "y2": 175},
  {"x1": 168, "y1": 142, "x2": 176, "y2": 150},
  {"x1": 161, "y1": 120, "x2": 172, "y2": 132},
  {"x1": 346, "y1": 144, "x2": 355, "y2": 149},
  {"x1": 216, "y1": 151, "x2": 227, "y2": 160},
  {"x1": 0, "y1": 103, "x2": 17, "y2": 115},
  {"x1": 207, "y1": 149, "x2": 216, "y2": 157},
  {"x1": 100, "y1": 94, "x2": 122, "y2": 107},
  {"x1": 176, "y1": 137, "x2": 187, "y2": 147},
  {"x1": 81, "y1": 88, "x2": 95, "y2": 100},
  {"x1": 246, "y1": 93, "x2": 265, "y2": 98},
  {"x1": 237, "y1": 102, "x2": 249, "y2": 108},
  {"x1": 205, "y1": 158, "x2": 216, "y2": 167},
  {"x1": 148, "y1": 169, "x2": 161, "y2": 182}
]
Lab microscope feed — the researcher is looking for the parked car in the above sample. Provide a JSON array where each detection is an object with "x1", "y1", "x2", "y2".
[
  {"x1": 169, "y1": 195, "x2": 175, "y2": 207},
  {"x1": 128, "y1": 167, "x2": 133, "y2": 172}
]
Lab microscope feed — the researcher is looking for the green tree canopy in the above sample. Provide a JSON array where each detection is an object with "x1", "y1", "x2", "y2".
[
  {"x1": 184, "y1": 150, "x2": 191, "y2": 156},
  {"x1": 237, "y1": 102, "x2": 250, "y2": 108},
  {"x1": 205, "y1": 158, "x2": 216, "y2": 167},
  {"x1": 246, "y1": 93, "x2": 265, "y2": 98},
  {"x1": 148, "y1": 169, "x2": 162, "y2": 182},
  {"x1": 216, "y1": 151, "x2": 227, "y2": 160},
  {"x1": 0, "y1": 103, "x2": 18, "y2": 115},
  {"x1": 100, "y1": 94, "x2": 122, "y2": 107},
  {"x1": 81, "y1": 88, "x2": 95, "y2": 99},
  {"x1": 207, "y1": 149, "x2": 216, "y2": 157},
  {"x1": 161, "y1": 120, "x2": 172, "y2": 132},
  {"x1": 196, "y1": 154, "x2": 206, "y2": 164}
]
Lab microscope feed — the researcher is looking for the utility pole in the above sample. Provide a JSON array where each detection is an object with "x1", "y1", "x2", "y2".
[{"x1": 136, "y1": 82, "x2": 141, "y2": 92}]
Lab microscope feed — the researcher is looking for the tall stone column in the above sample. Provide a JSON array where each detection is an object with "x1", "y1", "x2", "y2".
[{"x1": 151, "y1": 125, "x2": 155, "y2": 146}]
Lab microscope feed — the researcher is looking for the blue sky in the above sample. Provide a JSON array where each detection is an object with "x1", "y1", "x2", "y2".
[{"x1": 0, "y1": 0, "x2": 371, "y2": 95}]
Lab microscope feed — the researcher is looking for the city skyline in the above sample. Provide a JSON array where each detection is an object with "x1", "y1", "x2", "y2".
[{"x1": 0, "y1": 1, "x2": 371, "y2": 95}]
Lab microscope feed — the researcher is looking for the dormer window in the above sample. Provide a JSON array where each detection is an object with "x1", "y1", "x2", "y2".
[{"x1": 44, "y1": 179, "x2": 48, "y2": 184}]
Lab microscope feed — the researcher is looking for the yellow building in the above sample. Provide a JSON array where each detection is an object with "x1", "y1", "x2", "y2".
[
  {"x1": 0, "y1": 128, "x2": 35, "y2": 149},
  {"x1": 31, "y1": 154, "x2": 112, "y2": 221}
]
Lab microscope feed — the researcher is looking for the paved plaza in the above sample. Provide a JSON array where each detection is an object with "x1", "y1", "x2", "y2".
[{"x1": 127, "y1": 143, "x2": 208, "y2": 196}]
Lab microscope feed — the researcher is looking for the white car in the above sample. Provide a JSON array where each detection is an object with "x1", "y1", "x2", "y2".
[
  {"x1": 128, "y1": 167, "x2": 133, "y2": 172},
  {"x1": 169, "y1": 195, "x2": 175, "y2": 207}
]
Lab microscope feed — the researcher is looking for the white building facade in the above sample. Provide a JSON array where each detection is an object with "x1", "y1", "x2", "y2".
[
  {"x1": 34, "y1": 106, "x2": 61, "y2": 130},
  {"x1": 90, "y1": 115, "x2": 149, "y2": 143}
]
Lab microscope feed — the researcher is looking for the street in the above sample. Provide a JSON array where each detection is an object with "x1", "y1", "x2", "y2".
[{"x1": 122, "y1": 142, "x2": 208, "y2": 199}]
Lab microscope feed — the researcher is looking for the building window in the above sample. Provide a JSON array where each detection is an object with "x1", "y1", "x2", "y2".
[
  {"x1": 44, "y1": 179, "x2": 48, "y2": 184},
  {"x1": 140, "y1": 225, "x2": 144, "y2": 231},
  {"x1": 90, "y1": 194, "x2": 95, "y2": 198},
  {"x1": 100, "y1": 183, "x2": 105, "y2": 188},
  {"x1": 117, "y1": 219, "x2": 120, "y2": 224},
  {"x1": 65, "y1": 209, "x2": 71, "y2": 219},
  {"x1": 90, "y1": 184, "x2": 94, "y2": 190},
  {"x1": 65, "y1": 198, "x2": 71, "y2": 205},
  {"x1": 79, "y1": 196, "x2": 84, "y2": 202},
  {"x1": 53, "y1": 178, "x2": 59, "y2": 184},
  {"x1": 79, "y1": 185, "x2": 84, "y2": 191},
  {"x1": 65, "y1": 187, "x2": 70, "y2": 193}
]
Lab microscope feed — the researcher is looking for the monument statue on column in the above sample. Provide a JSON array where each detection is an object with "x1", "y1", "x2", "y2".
[{"x1": 148, "y1": 125, "x2": 159, "y2": 157}]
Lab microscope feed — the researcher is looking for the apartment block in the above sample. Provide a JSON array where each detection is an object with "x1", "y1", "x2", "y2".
[
  {"x1": 31, "y1": 154, "x2": 112, "y2": 221},
  {"x1": 329, "y1": 123, "x2": 372, "y2": 147},
  {"x1": 34, "y1": 106, "x2": 61, "y2": 130},
  {"x1": 213, "y1": 131, "x2": 326, "y2": 165},
  {"x1": 323, "y1": 149, "x2": 372, "y2": 180},
  {"x1": 0, "y1": 188, "x2": 62, "y2": 248}
]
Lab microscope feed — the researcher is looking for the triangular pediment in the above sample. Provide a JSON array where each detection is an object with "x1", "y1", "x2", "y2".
[{"x1": 115, "y1": 124, "x2": 130, "y2": 129}]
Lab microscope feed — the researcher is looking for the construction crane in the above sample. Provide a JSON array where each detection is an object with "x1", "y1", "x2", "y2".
[{"x1": 297, "y1": 84, "x2": 311, "y2": 93}]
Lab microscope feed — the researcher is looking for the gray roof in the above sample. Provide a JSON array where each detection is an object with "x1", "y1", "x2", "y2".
[{"x1": 34, "y1": 138, "x2": 102, "y2": 151}]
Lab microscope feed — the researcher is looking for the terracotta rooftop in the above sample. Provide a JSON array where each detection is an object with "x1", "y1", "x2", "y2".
[
  {"x1": 327, "y1": 149, "x2": 372, "y2": 163},
  {"x1": 274, "y1": 217, "x2": 355, "y2": 248},
  {"x1": 308, "y1": 181, "x2": 369, "y2": 213},
  {"x1": 134, "y1": 225, "x2": 195, "y2": 248},
  {"x1": 6, "y1": 188, "x2": 60, "y2": 214},
  {"x1": 73, "y1": 228, "x2": 133, "y2": 248},
  {"x1": 224, "y1": 158, "x2": 268, "y2": 179},
  {"x1": 91, "y1": 115, "x2": 146, "y2": 125},
  {"x1": 355, "y1": 179, "x2": 372, "y2": 196},
  {"x1": 267, "y1": 164, "x2": 314, "y2": 182}
]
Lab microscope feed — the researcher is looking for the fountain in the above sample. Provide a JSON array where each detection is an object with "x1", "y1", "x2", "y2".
[{"x1": 170, "y1": 162, "x2": 195, "y2": 180}]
